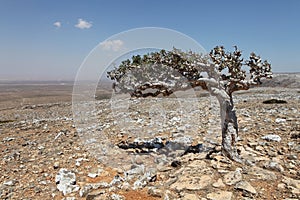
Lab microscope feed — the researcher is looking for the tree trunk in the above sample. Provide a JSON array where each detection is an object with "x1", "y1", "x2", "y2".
[
  {"x1": 211, "y1": 88, "x2": 242, "y2": 162},
  {"x1": 218, "y1": 96, "x2": 242, "y2": 162}
]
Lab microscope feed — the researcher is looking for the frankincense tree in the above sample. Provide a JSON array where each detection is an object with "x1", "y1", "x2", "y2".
[{"x1": 107, "y1": 46, "x2": 272, "y2": 162}]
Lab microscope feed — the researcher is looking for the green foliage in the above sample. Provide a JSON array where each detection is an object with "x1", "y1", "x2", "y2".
[{"x1": 107, "y1": 46, "x2": 272, "y2": 97}]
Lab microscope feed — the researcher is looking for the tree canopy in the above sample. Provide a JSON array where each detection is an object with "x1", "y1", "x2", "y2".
[{"x1": 107, "y1": 46, "x2": 272, "y2": 98}]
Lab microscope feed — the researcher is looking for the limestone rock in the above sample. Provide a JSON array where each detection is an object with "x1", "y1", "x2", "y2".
[
  {"x1": 275, "y1": 118, "x2": 286, "y2": 123},
  {"x1": 207, "y1": 191, "x2": 232, "y2": 200},
  {"x1": 261, "y1": 134, "x2": 281, "y2": 142},
  {"x1": 55, "y1": 168, "x2": 80, "y2": 196},
  {"x1": 171, "y1": 175, "x2": 212, "y2": 191},
  {"x1": 148, "y1": 187, "x2": 163, "y2": 198},
  {"x1": 223, "y1": 168, "x2": 242, "y2": 185},
  {"x1": 3, "y1": 180, "x2": 16, "y2": 186},
  {"x1": 235, "y1": 181, "x2": 256, "y2": 194},
  {"x1": 87, "y1": 173, "x2": 98, "y2": 178},
  {"x1": 111, "y1": 193, "x2": 124, "y2": 200},
  {"x1": 282, "y1": 176, "x2": 300, "y2": 195},
  {"x1": 264, "y1": 161, "x2": 284, "y2": 172},
  {"x1": 79, "y1": 184, "x2": 93, "y2": 197},
  {"x1": 63, "y1": 197, "x2": 76, "y2": 200},
  {"x1": 182, "y1": 193, "x2": 200, "y2": 200},
  {"x1": 246, "y1": 166, "x2": 277, "y2": 180},
  {"x1": 213, "y1": 179, "x2": 225, "y2": 188}
]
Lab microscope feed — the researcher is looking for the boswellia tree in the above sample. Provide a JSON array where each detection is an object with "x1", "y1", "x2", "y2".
[{"x1": 107, "y1": 46, "x2": 272, "y2": 162}]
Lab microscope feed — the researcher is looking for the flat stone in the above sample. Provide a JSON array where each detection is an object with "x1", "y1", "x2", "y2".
[
  {"x1": 182, "y1": 193, "x2": 200, "y2": 200},
  {"x1": 213, "y1": 178, "x2": 225, "y2": 188},
  {"x1": 157, "y1": 165, "x2": 173, "y2": 172},
  {"x1": 235, "y1": 181, "x2": 256, "y2": 194},
  {"x1": 63, "y1": 197, "x2": 76, "y2": 200},
  {"x1": 3, "y1": 180, "x2": 16, "y2": 186},
  {"x1": 261, "y1": 134, "x2": 281, "y2": 142},
  {"x1": 87, "y1": 173, "x2": 98, "y2": 178},
  {"x1": 275, "y1": 118, "x2": 286, "y2": 123},
  {"x1": 223, "y1": 168, "x2": 242, "y2": 186},
  {"x1": 86, "y1": 190, "x2": 107, "y2": 200},
  {"x1": 187, "y1": 160, "x2": 207, "y2": 169},
  {"x1": 79, "y1": 184, "x2": 93, "y2": 197},
  {"x1": 148, "y1": 187, "x2": 163, "y2": 198},
  {"x1": 282, "y1": 176, "x2": 300, "y2": 194},
  {"x1": 171, "y1": 175, "x2": 212, "y2": 191},
  {"x1": 278, "y1": 183, "x2": 286, "y2": 189},
  {"x1": 110, "y1": 193, "x2": 124, "y2": 200},
  {"x1": 246, "y1": 166, "x2": 277, "y2": 180},
  {"x1": 265, "y1": 161, "x2": 284, "y2": 172},
  {"x1": 287, "y1": 154, "x2": 297, "y2": 160},
  {"x1": 207, "y1": 191, "x2": 232, "y2": 200}
]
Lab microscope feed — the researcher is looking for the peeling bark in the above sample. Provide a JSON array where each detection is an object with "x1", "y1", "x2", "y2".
[
  {"x1": 210, "y1": 87, "x2": 242, "y2": 162},
  {"x1": 219, "y1": 97, "x2": 241, "y2": 162}
]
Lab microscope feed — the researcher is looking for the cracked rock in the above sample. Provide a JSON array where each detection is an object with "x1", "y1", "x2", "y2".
[
  {"x1": 55, "y1": 168, "x2": 80, "y2": 196},
  {"x1": 223, "y1": 168, "x2": 242, "y2": 186}
]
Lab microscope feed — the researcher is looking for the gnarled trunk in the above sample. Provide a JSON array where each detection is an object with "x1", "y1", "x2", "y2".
[
  {"x1": 218, "y1": 96, "x2": 241, "y2": 162},
  {"x1": 211, "y1": 88, "x2": 242, "y2": 162}
]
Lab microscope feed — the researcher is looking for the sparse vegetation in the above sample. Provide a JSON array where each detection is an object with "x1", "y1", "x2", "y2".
[{"x1": 107, "y1": 46, "x2": 272, "y2": 162}]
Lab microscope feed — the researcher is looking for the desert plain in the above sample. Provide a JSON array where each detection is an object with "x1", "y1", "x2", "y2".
[{"x1": 0, "y1": 74, "x2": 299, "y2": 200}]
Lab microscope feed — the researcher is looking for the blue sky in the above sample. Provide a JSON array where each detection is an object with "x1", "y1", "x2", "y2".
[{"x1": 0, "y1": 0, "x2": 299, "y2": 80}]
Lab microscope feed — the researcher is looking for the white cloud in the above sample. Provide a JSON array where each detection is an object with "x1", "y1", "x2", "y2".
[
  {"x1": 53, "y1": 21, "x2": 61, "y2": 28},
  {"x1": 75, "y1": 18, "x2": 92, "y2": 29},
  {"x1": 100, "y1": 40, "x2": 124, "y2": 51}
]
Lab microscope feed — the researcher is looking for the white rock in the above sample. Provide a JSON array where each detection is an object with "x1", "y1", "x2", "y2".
[
  {"x1": 3, "y1": 137, "x2": 15, "y2": 142},
  {"x1": 275, "y1": 118, "x2": 286, "y2": 123},
  {"x1": 111, "y1": 193, "x2": 124, "y2": 200},
  {"x1": 55, "y1": 168, "x2": 80, "y2": 196},
  {"x1": 79, "y1": 184, "x2": 93, "y2": 197},
  {"x1": 87, "y1": 173, "x2": 98, "y2": 178},
  {"x1": 3, "y1": 180, "x2": 16, "y2": 186},
  {"x1": 261, "y1": 134, "x2": 281, "y2": 142}
]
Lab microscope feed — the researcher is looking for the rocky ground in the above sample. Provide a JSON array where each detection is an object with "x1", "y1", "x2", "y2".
[{"x1": 0, "y1": 84, "x2": 299, "y2": 200}]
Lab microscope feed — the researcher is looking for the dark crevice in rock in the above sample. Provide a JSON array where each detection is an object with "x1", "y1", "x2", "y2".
[
  {"x1": 262, "y1": 99, "x2": 287, "y2": 104},
  {"x1": 182, "y1": 144, "x2": 204, "y2": 155},
  {"x1": 171, "y1": 160, "x2": 181, "y2": 168}
]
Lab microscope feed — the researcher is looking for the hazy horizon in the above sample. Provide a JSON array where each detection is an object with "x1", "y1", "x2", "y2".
[{"x1": 0, "y1": 72, "x2": 299, "y2": 83}]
